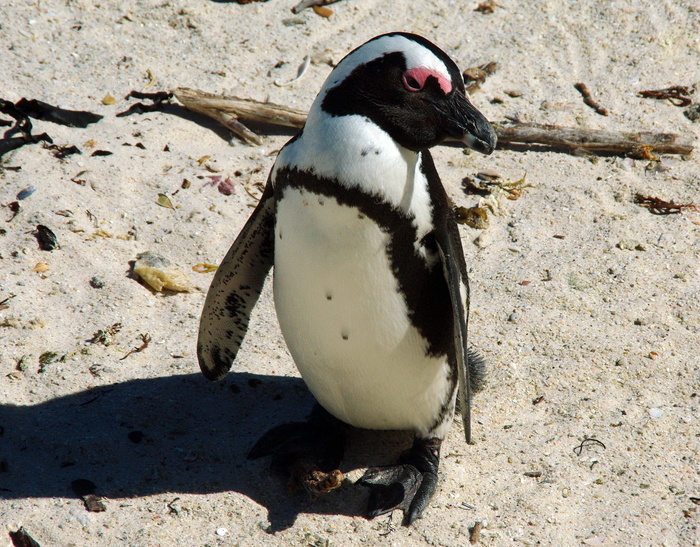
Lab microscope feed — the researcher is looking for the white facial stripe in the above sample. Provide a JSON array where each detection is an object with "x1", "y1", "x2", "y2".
[{"x1": 317, "y1": 34, "x2": 452, "y2": 102}]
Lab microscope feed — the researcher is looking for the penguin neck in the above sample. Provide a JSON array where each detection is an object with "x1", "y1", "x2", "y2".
[{"x1": 279, "y1": 107, "x2": 428, "y2": 221}]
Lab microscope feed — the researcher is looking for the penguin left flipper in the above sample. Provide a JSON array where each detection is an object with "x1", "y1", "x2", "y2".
[
  {"x1": 423, "y1": 151, "x2": 474, "y2": 444},
  {"x1": 358, "y1": 437, "x2": 441, "y2": 525},
  {"x1": 197, "y1": 180, "x2": 275, "y2": 380}
]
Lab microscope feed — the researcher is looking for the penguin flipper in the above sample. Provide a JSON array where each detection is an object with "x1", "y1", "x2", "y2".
[
  {"x1": 434, "y1": 219, "x2": 472, "y2": 444},
  {"x1": 197, "y1": 180, "x2": 275, "y2": 380}
]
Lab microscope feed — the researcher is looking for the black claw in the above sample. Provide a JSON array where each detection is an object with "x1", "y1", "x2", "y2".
[
  {"x1": 358, "y1": 437, "x2": 442, "y2": 525},
  {"x1": 359, "y1": 464, "x2": 422, "y2": 518}
]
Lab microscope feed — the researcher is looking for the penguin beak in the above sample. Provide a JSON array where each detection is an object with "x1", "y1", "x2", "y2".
[{"x1": 439, "y1": 91, "x2": 497, "y2": 155}]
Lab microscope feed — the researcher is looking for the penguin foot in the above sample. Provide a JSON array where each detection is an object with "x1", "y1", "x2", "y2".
[
  {"x1": 248, "y1": 404, "x2": 348, "y2": 499},
  {"x1": 358, "y1": 437, "x2": 441, "y2": 525}
]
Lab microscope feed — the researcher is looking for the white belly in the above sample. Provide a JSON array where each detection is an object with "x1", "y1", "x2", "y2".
[{"x1": 273, "y1": 188, "x2": 452, "y2": 435}]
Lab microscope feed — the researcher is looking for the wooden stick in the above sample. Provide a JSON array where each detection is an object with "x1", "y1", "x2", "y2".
[
  {"x1": 174, "y1": 87, "x2": 306, "y2": 145},
  {"x1": 172, "y1": 87, "x2": 695, "y2": 156},
  {"x1": 493, "y1": 121, "x2": 694, "y2": 156}
]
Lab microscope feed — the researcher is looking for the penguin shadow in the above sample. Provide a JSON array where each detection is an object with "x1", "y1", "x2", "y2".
[
  {"x1": 146, "y1": 102, "x2": 300, "y2": 143},
  {"x1": 0, "y1": 372, "x2": 412, "y2": 532}
]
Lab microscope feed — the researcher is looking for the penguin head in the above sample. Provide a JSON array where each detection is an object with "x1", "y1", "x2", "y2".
[{"x1": 315, "y1": 32, "x2": 497, "y2": 154}]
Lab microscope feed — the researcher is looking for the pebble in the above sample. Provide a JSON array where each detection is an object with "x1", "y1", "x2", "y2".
[
  {"x1": 16, "y1": 186, "x2": 37, "y2": 200},
  {"x1": 648, "y1": 408, "x2": 663, "y2": 419},
  {"x1": 684, "y1": 103, "x2": 700, "y2": 122},
  {"x1": 216, "y1": 527, "x2": 228, "y2": 537},
  {"x1": 617, "y1": 239, "x2": 646, "y2": 251}
]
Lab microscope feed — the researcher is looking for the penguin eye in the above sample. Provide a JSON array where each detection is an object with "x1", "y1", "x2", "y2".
[
  {"x1": 402, "y1": 68, "x2": 453, "y2": 95},
  {"x1": 402, "y1": 73, "x2": 424, "y2": 92}
]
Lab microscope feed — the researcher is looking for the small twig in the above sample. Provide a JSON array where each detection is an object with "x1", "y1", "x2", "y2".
[
  {"x1": 0, "y1": 294, "x2": 16, "y2": 309},
  {"x1": 119, "y1": 333, "x2": 152, "y2": 360},
  {"x1": 573, "y1": 437, "x2": 606, "y2": 456},
  {"x1": 574, "y1": 82, "x2": 609, "y2": 116},
  {"x1": 378, "y1": 514, "x2": 396, "y2": 537},
  {"x1": 639, "y1": 86, "x2": 695, "y2": 107}
]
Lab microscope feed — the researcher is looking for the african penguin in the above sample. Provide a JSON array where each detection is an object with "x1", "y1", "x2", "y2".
[{"x1": 198, "y1": 32, "x2": 496, "y2": 525}]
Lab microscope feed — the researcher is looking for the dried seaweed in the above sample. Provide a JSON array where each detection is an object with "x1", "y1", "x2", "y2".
[
  {"x1": 117, "y1": 91, "x2": 173, "y2": 117},
  {"x1": 574, "y1": 82, "x2": 609, "y2": 116},
  {"x1": 133, "y1": 252, "x2": 193, "y2": 292},
  {"x1": 463, "y1": 62, "x2": 499, "y2": 94},
  {"x1": 9, "y1": 527, "x2": 41, "y2": 547},
  {"x1": 43, "y1": 142, "x2": 82, "y2": 159},
  {"x1": 120, "y1": 333, "x2": 152, "y2": 360},
  {"x1": 639, "y1": 86, "x2": 695, "y2": 107},
  {"x1": 13, "y1": 98, "x2": 102, "y2": 127},
  {"x1": 633, "y1": 193, "x2": 698, "y2": 215},
  {"x1": 33, "y1": 225, "x2": 59, "y2": 251},
  {"x1": 0, "y1": 98, "x2": 53, "y2": 158}
]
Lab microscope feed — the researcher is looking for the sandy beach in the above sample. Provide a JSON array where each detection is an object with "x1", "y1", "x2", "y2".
[{"x1": 2, "y1": 0, "x2": 699, "y2": 545}]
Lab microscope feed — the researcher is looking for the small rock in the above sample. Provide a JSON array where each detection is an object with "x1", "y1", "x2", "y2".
[
  {"x1": 617, "y1": 239, "x2": 646, "y2": 251},
  {"x1": 649, "y1": 408, "x2": 663, "y2": 419},
  {"x1": 473, "y1": 232, "x2": 492, "y2": 248},
  {"x1": 684, "y1": 103, "x2": 700, "y2": 122},
  {"x1": 89, "y1": 276, "x2": 105, "y2": 289},
  {"x1": 216, "y1": 528, "x2": 228, "y2": 537}
]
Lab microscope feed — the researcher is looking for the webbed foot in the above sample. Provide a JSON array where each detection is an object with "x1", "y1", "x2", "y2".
[
  {"x1": 248, "y1": 404, "x2": 348, "y2": 499},
  {"x1": 358, "y1": 437, "x2": 441, "y2": 525}
]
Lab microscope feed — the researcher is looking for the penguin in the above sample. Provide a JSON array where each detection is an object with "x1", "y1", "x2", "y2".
[{"x1": 197, "y1": 32, "x2": 496, "y2": 525}]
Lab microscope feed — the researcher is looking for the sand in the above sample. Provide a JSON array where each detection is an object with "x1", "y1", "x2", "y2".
[{"x1": 2, "y1": 0, "x2": 699, "y2": 545}]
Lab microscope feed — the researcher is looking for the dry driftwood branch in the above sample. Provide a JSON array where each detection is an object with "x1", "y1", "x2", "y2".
[
  {"x1": 173, "y1": 87, "x2": 695, "y2": 157},
  {"x1": 174, "y1": 87, "x2": 304, "y2": 145},
  {"x1": 494, "y1": 121, "x2": 694, "y2": 156}
]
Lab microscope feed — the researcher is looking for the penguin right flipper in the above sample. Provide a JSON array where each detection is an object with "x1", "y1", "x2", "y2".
[
  {"x1": 435, "y1": 228, "x2": 472, "y2": 443},
  {"x1": 197, "y1": 180, "x2": 275, "y2": 381}
]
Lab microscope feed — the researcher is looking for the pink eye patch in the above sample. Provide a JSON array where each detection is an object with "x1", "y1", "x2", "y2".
[{"x1": 402, "y1": 67, "x2": 453, "y2": 94}]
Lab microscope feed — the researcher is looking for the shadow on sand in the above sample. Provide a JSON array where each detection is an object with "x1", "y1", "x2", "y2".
[{"x1": 0, "y1": 372, "x2": 411, "y2": 531}]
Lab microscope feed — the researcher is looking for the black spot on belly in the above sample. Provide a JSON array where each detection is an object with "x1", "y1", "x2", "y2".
[
  {"x1": 274, "y1": 163, "x2": 455, "y2": 359},
  {"x1": 326, "y1": 292, "x2": 333, "y2": 301},
  {"x1": 341, "y1": 330, "x2": 349, "y2": 340}
]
